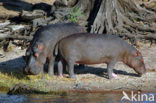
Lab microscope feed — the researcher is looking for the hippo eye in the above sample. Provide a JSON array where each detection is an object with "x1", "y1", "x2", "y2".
[{"x1": 136, "y1": 51, "x2": 141, "y2": 57}]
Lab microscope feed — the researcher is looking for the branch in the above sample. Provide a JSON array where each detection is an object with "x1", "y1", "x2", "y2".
[
  {"x1": 119, "y1": 33, "x2": 156, "y2": 40},
  {"x1": 0, "y1": 33, "x2": 33, "y2": 41},
  {"x1": 0, "y1": 22, "x2": 10, "y2": 29}
]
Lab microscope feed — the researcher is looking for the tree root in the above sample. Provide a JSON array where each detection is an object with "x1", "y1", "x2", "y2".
[{"x1": 90, "y1": 0, "x2": 156, "y2": 42}]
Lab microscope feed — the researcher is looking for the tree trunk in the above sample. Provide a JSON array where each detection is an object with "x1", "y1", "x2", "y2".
[
  {"x1": 51, "y1": 0, "x2": 156, "y2": 42},
  {"x1": 90, "y1": 0, "x2": 156, "y2": 41}
]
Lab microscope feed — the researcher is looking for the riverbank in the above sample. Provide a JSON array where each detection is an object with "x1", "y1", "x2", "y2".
[{"x1": 0, "y1": 42, "x2": 156, "y2": 94}]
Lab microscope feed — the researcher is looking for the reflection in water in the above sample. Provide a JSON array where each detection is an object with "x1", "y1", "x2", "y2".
[
  {"x1": 0, "y1": 92, "x2": 123, "y2": 103},
  {"x1": 0, "y1": 93, "x2": 27, "y2": 103}
]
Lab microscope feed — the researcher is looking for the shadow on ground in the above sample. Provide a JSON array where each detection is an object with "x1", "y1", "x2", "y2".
[
  {"x1": 0, "y1": 0, "x2": 33, "y2": 12},
  {"x1": 0, "y1": 56, "x2": 29, "y2": 79},
  {"x1": 0, "y1": 56, "x2": 139, "y2": 80},
  {"x1": 74, "y1": 65, "x2": 139, "y2": 78},
  {"x1": 0, "y1": 0, "x2": 52, "y2": 13}
]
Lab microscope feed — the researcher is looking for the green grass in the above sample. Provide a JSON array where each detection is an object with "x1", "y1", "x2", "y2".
[
  {"x1": 0, "y1": 69, "x2": 73, "y2": 96},
  {"x1": 0, "y1": 71, "x2": 52, "y2": 92}
]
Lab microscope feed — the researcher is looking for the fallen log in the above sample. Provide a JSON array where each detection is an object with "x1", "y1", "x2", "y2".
[
  {"x1": 0, "y1": 21, "x2": 10, "y2": 29},
  {"x1": 0, "y1": 33, "x2": 33, "y2": 41},
  {"x1": 20, "y1": 10, "x2": 47, "y2": 21}
]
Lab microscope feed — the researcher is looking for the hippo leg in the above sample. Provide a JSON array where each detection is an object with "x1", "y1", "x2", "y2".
[
  {"x1": 66, "y1": 65, "x2": 69, "y2": 73},
  {"x1": 107, "y1": 60, "x2": 117, "y2": 79},
  {"x1": 61, "y1": 59, "x2": 68, "y2": 73},
  {"x1": 41, "y1": 72, "x2": 45, "y2": 79},
  {"x1": 58, "y1": 61, "x2": 63, "y2": 77},
  {"x1": 48, "y1": 56, "x2": 55, "y2": 76},
  {"x1": 67, "y1": 60, "x2": 76, "y2": 79},
  {"x1": 112, "y1": 72, "x2": 117, "y2": 77}
]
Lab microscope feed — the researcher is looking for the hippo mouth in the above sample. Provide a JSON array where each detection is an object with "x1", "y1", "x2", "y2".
[
  {"x1": 23, "y1": 67, "x2": 33, "y2": 75},
  {"x1": 23, "y1": 67, "x2": 31, "y2": 75},
  {"x1": 23, "y1": 70, "x2": 36, "y2": 75},
  {"x1": 23, "y1": 66, "x2": 40, "y2": 75},
  {"x1": 137, "y1": 73, "x2": 142, "y2": 77}
]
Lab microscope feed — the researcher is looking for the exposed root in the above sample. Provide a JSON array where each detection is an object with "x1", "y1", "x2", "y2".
[{"x1": 90, "y1": 0, "x2": 156, "y2": 42}]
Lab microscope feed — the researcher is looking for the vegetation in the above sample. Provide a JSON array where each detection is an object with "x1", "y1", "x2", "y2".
[
  {"x1": 0, "y1": 70, "x2": 71, "y2": 94},
  {"x1": 67, "y1": 7, "x2": 82, "y2": 23},
  {"x1": 0, "y1": 72, "x2": 42, "y2": 92}
]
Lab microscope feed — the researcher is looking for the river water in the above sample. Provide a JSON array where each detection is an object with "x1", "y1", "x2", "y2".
[
  {"x1": 0, "y1": 92, "x2": 123, "y2": 103},
  {"x1": 0, "y1": 92, "x2": 156, "y2": 103}
]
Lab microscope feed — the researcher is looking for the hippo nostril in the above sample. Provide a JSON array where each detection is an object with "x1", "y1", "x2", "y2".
[
  {"x1": 23, "y1": 69, "x2": 29, "y2": 75},
  {"x1": 23, "y1": 66, "x2": 32, "y2": 75}
]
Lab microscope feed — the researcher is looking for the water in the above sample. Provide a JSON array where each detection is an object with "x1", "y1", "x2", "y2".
[
  {"x1": 0, "y1": 92, "x2": 156, "y2": 103},
  {"x1": 0, "y1": 92, "x2": 123, "y2": 103}
]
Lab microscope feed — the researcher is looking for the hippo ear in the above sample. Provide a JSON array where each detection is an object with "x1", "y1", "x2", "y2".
[{"x1": 136, "y1": 51, "x2": 141, "y2": 57}]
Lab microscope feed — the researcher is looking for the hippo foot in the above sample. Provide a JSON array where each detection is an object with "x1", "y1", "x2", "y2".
[
  {"x1": 41, "y1": 74, "x2": 46, "y2": 80},
  {"x1": 48, "y1": 72, "x2": 54, "y2": 77},
  {"x1": 108, "y1": 73, "x2": 118, "y2": 79},
  {"x1": 58, "y1": 74, "x2": 63, "y2": 78},
  {"x1": 70, "y1": 75, "x2": 77, "y2": 79},
  {"x1": 112, "y1": 73, "x2": 117, "y2": 78}
]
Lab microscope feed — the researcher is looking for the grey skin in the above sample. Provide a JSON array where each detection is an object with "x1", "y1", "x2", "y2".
[
  {"x1": 24, "y1": 23, "x2": 86, "y2": 76},
  {"x1": 55, "y1": 33, "x2": 146, "y2": 79}
]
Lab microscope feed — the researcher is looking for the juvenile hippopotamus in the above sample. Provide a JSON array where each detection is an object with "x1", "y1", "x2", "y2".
[
  {"x1": 24, "y1": 23, "x2": 86, "y2": 76},
  {"x1": 55, "y1": 33, "x2": 146, "y2": 79}
]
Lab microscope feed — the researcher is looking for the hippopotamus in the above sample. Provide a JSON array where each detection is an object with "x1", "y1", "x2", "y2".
[
  {"x1": 55, "y1": 33, "x2": 146, "y2": 79},
  {"x1": 24, "y1": 23, "x2": 86, "y2": 76}
]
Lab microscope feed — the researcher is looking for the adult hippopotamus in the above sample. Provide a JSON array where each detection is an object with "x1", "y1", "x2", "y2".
[
  {"x1": 24, "y1": 23, "x2": 86, "y2": 76},
  {"x1": 55, "y1": 33, "x2": 146, "y2": 79}
]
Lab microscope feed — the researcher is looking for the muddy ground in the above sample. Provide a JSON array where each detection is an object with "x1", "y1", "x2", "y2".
[{"x1": 0, "y1": 42, "x2": 156, "y2": 93}]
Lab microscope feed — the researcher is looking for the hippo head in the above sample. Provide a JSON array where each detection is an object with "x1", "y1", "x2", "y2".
[
  {"x1": 23, "y1": 43, "x2": 46, "y2": 75},
  {"x1": 125, "y1": 51, "x2": 146, "y2": 76}
]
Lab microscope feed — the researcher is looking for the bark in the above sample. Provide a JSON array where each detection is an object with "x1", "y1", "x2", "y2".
[
  {"x1": 90, "y1": 0, "x2": 156, "y2": 38},
  {"x1": 51, "y1": 0, "x2": 156, "y2": 42}
]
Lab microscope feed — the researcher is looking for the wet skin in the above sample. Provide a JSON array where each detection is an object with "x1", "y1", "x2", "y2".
[
  {"x1": 24, "y1": 23, "x2": 86, "y2": 75},
  {"x1": 56, "y1": 33, "x2": 146, "y2": 79}
]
